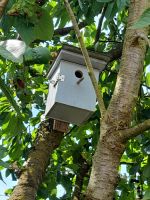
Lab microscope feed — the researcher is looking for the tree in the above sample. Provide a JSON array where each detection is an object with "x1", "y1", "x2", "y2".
[{"x1": 0, "y1": 0, "x2": 150, "y2": 200}]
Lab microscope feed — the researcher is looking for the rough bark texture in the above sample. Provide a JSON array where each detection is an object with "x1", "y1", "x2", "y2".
[
  {"x1": 86, "y1": 1, "x2": 150, "y2": 200},
  {"x1": 9, "y1": 120, "x2": 64, "y2": 200}
]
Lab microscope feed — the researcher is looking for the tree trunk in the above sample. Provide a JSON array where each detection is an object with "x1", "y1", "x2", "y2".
[
  {"x1": 86, "y1": 1, "x2": 150, "y2": 200},
  {"x1": 9, "y1": 120, "x2": 64, "y2": 200}
]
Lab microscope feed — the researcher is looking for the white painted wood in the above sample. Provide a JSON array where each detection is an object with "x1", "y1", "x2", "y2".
[{"x1": 45, "y1": 49, "x2": 107, "y2": 125}]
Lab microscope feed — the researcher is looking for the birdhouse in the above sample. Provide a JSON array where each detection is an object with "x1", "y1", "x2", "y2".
[{"x1": 45, "y1": 45, "x2": 108, "y2": 125}]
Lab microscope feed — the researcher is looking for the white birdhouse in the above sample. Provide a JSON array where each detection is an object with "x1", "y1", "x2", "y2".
[{"x1": 45, "y1": 45, "x2": 108, "y2": 125}]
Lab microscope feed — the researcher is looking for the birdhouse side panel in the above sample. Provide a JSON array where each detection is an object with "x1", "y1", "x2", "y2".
[
  {"x1": 55, "y1": 60, "x2": 99, "y2": 111},
  {"x1": 45, "y1": 67, "x2": 61, "y2": 116}
]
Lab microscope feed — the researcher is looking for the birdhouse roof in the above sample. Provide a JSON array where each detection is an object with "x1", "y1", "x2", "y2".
[{"x1": 47, "y1": 45, "x2": 110, "y2": 79}]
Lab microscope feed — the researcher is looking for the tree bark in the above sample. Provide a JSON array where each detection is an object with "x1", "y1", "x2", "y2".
[
  {"x1": 9, "y1": 119, "x2": 64, "y2": 200},
  {"x1": 86, "y1": 1, "x2": 150, "y2": 200}
]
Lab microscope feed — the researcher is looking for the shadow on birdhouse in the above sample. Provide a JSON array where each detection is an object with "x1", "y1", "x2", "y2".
[{"x1": 45, "y1": 45, "x2": 109, "y2": 128}]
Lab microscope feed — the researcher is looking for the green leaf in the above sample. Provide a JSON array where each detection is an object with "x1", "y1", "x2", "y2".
[
  {"x1": 14, "y1": 18, "x2": 35, "y2": 45},
  {"x1": 131, "y1": 8, "x2": 150, "y2": 29},
  {"x1": 143, "y1": 189, "x2": 150, "y2": 200},
  {"x1": 0, "y1": 160, "x2": 9, "y2": 168},
  {"x1": 0, "y1": 171, "x2": 6, "y2": 184},
  {"x1": 5, "y1": 169, "x2": 11, "y2": 178},
  {"x1": 14, "y1": 8, "x2": 54, "y2": 44},
  {"x1": 24, "y1": 47, "x2": 50, "y2": 65},
  {"x1": 143, "y1": 157, "x2": 150, "y2": 178},
  {"x1": 146, "y1": 72, "x2": 150, "y2": 87},
  {"x1": 4, "y1": 188, "x2": 13, "y2": 196},
  {"x1": 0, "y1": 146, "x2": 7, "y2": 159},
  {"x1": 0, "y1": 77, "x2": 22, "y2": 117},
  {"x1": 117, "y1": 0, "x2": 129, "y2": 11},
  {"x1": 104, "y1": 2, "x2": 116, "y2": 21},
  {"x1": 33, "y1": 8, "x2": 54, "y2": 41}
]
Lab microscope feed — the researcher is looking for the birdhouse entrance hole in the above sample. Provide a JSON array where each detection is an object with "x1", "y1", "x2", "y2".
[{"x1": 75, "y1": 70, "x2": 83, "y2": 79}]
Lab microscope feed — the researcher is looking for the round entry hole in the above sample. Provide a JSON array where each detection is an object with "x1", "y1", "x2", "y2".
[{"x1": 75, "y1": 70, "x2": 83, "y2": 78}]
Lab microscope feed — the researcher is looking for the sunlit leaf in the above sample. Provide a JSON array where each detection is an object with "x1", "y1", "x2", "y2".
[{"x1": 146, "y1": 72, "x2": 150, "y2": 87}]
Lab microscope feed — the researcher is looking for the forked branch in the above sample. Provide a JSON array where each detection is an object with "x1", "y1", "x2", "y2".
[
  {"x1": 64, "y1": 0, "x2": 106, "y2": 117},
  {"x1": 120, "y1": 119, "x2": 150, "y2": 142}
]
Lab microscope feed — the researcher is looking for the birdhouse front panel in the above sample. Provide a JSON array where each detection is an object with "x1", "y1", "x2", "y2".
[{"x1": 45, "y1": 47, "x2": 107, "y2": 125}]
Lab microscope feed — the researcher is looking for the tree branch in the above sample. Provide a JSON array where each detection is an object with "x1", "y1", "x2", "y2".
[
  {"x1": 0, "y1": 0, "x2": 8, "y2": 18},
  {"x1": 9, "y1": 119, "x2": 64, "y2": 200},
  {"x1": 94, "y1": 5, "x2": 107, "y2": 45},
  {"x1": 120, "y1": 119, "x2": 150, "y2": 142},
  {"x1": 64, "y1": 0, "x2": 106, "y2": 118},
  {"x1": 54, "y1": 21, "x2": 87, "y2": 36},
  {"x1": 106, "y1": 43, "x2": 123, "y2": 62}
]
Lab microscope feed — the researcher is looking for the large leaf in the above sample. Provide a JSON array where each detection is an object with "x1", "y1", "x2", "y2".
[
  {"x1": 14, "y1": 8, "x2": 54, "y2": 44},
  {"x1": 33, "y1": 8, "x2": 54, "y2": 41},
  {"x1": 131, "y1": 8, "x2": 150, "y2": 29},
  {"x1": 0, "y1": 40, "x2": 26, "y2": 63},
  {"x1": 13, "y1": 18, "x2": 36, "y2": 45}
]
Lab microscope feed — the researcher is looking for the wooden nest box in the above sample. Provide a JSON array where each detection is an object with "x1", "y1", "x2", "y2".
[{"x1": 45, "y1": 45, "x2": 108, "y2": 125}]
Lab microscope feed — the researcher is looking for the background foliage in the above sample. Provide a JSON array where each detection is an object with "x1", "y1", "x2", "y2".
[{"x1": 0, "y1": 0, "x2": 150, "y2": 199}]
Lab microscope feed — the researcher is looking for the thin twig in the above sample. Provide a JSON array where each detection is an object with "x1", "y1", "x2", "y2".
[
  {"x1": 94, "y1": 5, "x2": 107, "y2": 45},
  {"x1": 64, "y1": 0, "x2": 106, "y2": 117}
]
